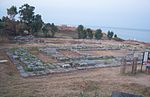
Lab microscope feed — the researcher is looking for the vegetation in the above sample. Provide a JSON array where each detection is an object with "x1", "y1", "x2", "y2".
[
  {"x1": 76, "y1": 25, "x2": 121, "y2": 41},
  {"x1": 114, "y1": 34, "x2": 117, "y2": 38},
  {"x1": 107, "y1": 30, "x2": 114, "y2": 40},
  {"x1": 113, "y1": 34, "x2": 124, "y2": 41},
  {"x1": 51, "y1": 23, "x2": 58, "y2": 38},
  {"x1": 24, "y1": 67, "x2": 33, "y2": 72},
  {"x1": 95, "y1": 29, "x2": 103, "y2": 40},
  {"x1": 30, "y1": 14, "x2": 43, "y2": 35},
  {"x1": 19, "y1": 4, "x2": 35, "y2": 24},
  {"x1": 0, "y1": 3, "x2": 122, "y2": 41},
  {"x1": 42, "y1": 23, "x2": 50, "y2": 37},
  {"x1": 77, "y1": 25, "x2": 84, "y2": 39},
  {"x1": 77, "y1": 26, "x2": 104, "y2": 40},
  {"x1": 42, "y1": 23, "x2": 58, "y2": 37},
  {"x1": 0, "y1": 4, "x2": 58, "y2": 37},
  {"x1": 7, "y1": 6, "x2": 18, "y2": 21},
  {"x1": 114, "y1": 36, "x2": 124, "y2": 41},
  {"x1": 0, "y1": 20, "x2": 5, "y2": 30},
  {"x1": 86, "y1": 28, "x2": 93, "y2": 39},
  {"x1": 0, "y1": 20, "x2": 5, "y2": 38}
]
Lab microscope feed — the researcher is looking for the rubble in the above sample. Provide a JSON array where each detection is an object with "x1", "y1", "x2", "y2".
[{"x1": 14, "y1": 35, "x2": 34, "y2": 43}]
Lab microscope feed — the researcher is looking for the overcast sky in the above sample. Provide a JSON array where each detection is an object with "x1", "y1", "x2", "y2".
[{"x1": 0, "y1": 0, "x2": 150, "y2": 29}]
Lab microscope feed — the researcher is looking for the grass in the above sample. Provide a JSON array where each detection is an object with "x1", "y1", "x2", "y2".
[
  {"x1": 120, "y1": 83, "x2": 150, "y2": 97},
  {"x1": 88, "y1": 57, "x2": 113, "y2": 61}
]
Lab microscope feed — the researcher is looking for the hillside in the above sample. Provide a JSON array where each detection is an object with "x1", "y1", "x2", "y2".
[{"x1": 57, "y1": 25, "x2": 111, "y2": 40}]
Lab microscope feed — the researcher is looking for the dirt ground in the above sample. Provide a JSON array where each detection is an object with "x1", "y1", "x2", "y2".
[
  {"x1": 59, "y1": 50, "x2": 81, "y2": 57},
  {"x1": 29, "y1": 48, "x2": 58, "y2": 63},
  {"x1": 80, "y1": 50, "x2": 128, "y2": 57},
  {"x1": 0, "y1": 49, "x2": 150, "y2": 97},
  {"x1": 0, "y1": 40, "x2": 150, "y2": 97}
]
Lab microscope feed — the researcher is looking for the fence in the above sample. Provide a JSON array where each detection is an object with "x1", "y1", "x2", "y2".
[{"x1": 120, "y1": 56, "x2": 139, "y2": 75}]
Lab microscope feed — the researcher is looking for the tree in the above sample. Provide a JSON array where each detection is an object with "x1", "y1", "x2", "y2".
[
  {"x1": 42, "y1": 23, "x2": 50, "y2": 37},
  {"x1": 81, "y1": 30, "x2": 87, "y2": 39},
  {"x1": 15, "y1": 21, "x2": 28, "y2": 35},
  {"x1": 50, "y1": 23, "x2": 58, "y2": 38},
  {"x1": 107, "y1": 31, "x2": 114, "y2": 40},
  {"x1": 77, "y1": 25, "x2": 84, "y2": 39},
  {"x1": 19, "y1": 4, "x2": 35, "y2": 24},
  {"x1": 30, "y1": 14, "x2": 43, "y2": 35},
  {"x1": 4, "y1": 17, "x2": 17, "y2": 36},
  {"x1": 114, "y1": 34, "x2": 117, "y2": 38},
  {"x1": 42, "y1": 23, "x2": 58, "y2": 38},
  {"x1": 86, "y1": 28, "x2": 93, "y2": 39},
  {"x1": 77, "y1": 25, "x2": 84, "y2": 32},
  {"x1": 0, "y1": 20, "x2": 5, "y2": 30},
  {"x1": 7, "y1": 6, "x2": 17, "y2": 20},
  {"x1": 95, "y1": 29, "x2": 103, "y2": 40},
  {"x1": 0, "y1": 20, "x2": 5, "y2": 36}
]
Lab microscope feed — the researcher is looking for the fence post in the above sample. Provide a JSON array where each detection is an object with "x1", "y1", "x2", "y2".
[
  {"x1": 132, "y1": 57, "x2": 138, "y2": 74},
  {"x1": 121, "y1": 58, "x2": 126, "y2": 74}
]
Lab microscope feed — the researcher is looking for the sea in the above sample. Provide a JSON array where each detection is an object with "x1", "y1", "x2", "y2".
[{"x1": 88, "y1": 26, "x2": 150, "y2": 43}]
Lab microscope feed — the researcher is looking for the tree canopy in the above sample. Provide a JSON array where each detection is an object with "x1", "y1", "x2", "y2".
[
  {"x1": 107, "y1": 31, "x2": 114, "y2": 40},
  {"x1": 42, "y1": 23, "x2": 58, "y2": 37},
  {"x1": 1, "y1": 4, "x2": 120, "y2": 40},
  {"x1": 30, "y1": 14, "x2": 43, "y2": 35},
  {"x1": 77, "y1": 25, "x2": 84, "y2": 32},
  {"x1": 19, "y1": 4, "x2": 35, "y2": 24},
  {"x1": 7, "y1": 6, "x2": 17, "y2": 20},
  {"x1": 87, "y1": 28, "x2": 93, "y2": 39},
  {"x1": 114, "y1": 34, "x2": 117, "y2": 38},
  {"x1": 77, "y1": 25, "x2": 84, "y2": 39},
  {"x1": 51, "y1": 23, "x2": 58, "y2": 38},
  {"x1": 95, "y1": 29, "x2": 103, "y2": 40}
]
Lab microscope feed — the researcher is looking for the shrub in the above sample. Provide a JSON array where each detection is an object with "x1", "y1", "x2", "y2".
[{"x1": 24, "y1": 67, "x2": 33, "y2": 72}]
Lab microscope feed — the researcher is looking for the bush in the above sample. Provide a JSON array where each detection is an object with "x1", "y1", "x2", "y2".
[{"x1": 24, "y1": 67, "x2": 33, "y2": 72}]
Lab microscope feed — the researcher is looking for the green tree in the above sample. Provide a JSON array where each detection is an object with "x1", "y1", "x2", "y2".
[
  {"x1": 113, "y1": 34, "x2": 124, "y2": 41},
  {"x1": 77, "y1": 25, "x2": 84, "y2": 39},
  {"x1": 95, "y1": 29, "x2": 103, "y2": 40},
  {"x1": 3, "y1": 17, "x2": 17, "y2": 36},
  {"x1": 0, "y1": 20, "x2": 5, "y2": 30},
  {"x1": 81, "y1": 30, "x2": 87, "y2": 39},
  {"x1": 86, "y1": 28, "x2": 93, "y2": 39},
  {"x1": 0, "y1": 20, "x2": 5, "y2": 36},
  {"x1": 42, "y1": 23, "x2": 50, "y2": 37},
  {"x1": 114, "y1": 34, "x2": 117, "y2": 38},
  {"x1": 51, "y1": 23, "x2": 58, "y2": 38},
  {"x1": 30, "y1": 14, "x2": 43, "y2": 35},
  {"x1": 7, "y1": 6, "x2": 17, "y2": 20},
  {"x1": 19, "y1": 4, "x2": 35, "y2": 24},
  {"x1": 15, "y1": 21, "x2": 28, "y2": 35},
  {"x1": 42, "y1": 23, "x2": 58, "y2": 38},
  {"x1": 107, "y1": 31, "x2": 114, "y2": 40}
]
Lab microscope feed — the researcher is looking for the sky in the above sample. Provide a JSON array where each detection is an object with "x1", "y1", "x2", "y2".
[{"x1": 0, "y1": 0, "x2": 150, "y2": 29}]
